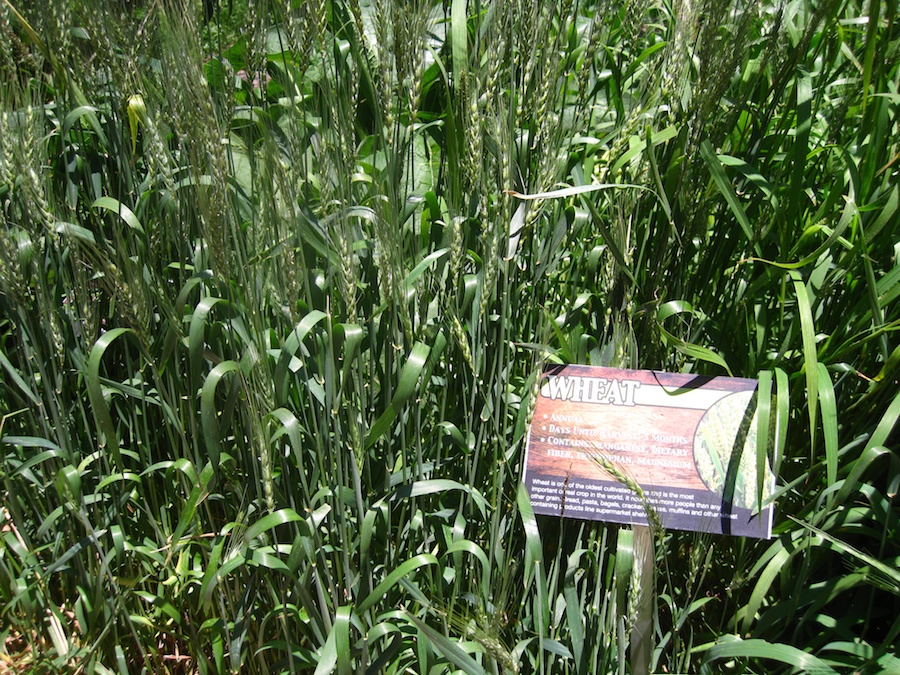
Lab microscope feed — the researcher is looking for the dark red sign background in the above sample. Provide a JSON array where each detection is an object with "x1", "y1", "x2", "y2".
[{"x1": 523, "y1": 366, "x2": 773, "y2": 538}]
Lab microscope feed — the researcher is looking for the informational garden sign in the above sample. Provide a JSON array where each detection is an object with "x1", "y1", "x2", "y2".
[{"x1": 523, "y1": 365, "x2": 775, "y2": 538}]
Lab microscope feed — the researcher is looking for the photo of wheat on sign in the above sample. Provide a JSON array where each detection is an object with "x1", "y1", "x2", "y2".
[{"x1": 523, "y1": 365, "x2": 776, "y2": 538}]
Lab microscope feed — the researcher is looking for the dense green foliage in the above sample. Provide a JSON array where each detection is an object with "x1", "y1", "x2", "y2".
[{"x1": 1, "y1": 0, "x2": 898, "y2": 672}]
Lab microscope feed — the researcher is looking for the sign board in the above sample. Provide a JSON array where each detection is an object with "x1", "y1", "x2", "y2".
[{"x1": 523, "y1": 365, "x2": 775, "y2": 538}]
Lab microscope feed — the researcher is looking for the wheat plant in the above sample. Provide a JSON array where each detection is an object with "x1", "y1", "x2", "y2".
[{"x1": 1, "y1": 0, "x2": 898, "y2": 673}]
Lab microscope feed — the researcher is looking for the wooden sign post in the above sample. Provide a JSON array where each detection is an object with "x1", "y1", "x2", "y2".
[
  {"x1": 523, "y1": 365, "x2": 776, "y2": 673},
  {"x1": 631, "y1": 524, "x2": 654, "y2": 675}
]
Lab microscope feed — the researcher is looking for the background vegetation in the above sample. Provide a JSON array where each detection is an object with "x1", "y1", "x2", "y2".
[{"x1": 1, "y1": 0, "x2": 898, "y2": 672}]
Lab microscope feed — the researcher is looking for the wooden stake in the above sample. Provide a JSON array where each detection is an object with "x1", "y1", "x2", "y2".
[{"x1": 631, "y1": 524, "x2": 654, "y2": 675}]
